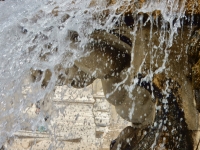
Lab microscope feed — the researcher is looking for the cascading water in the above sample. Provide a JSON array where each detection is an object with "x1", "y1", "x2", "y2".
[{"x1": 0, "y1": 0, "x2": 199, "y2": 149}]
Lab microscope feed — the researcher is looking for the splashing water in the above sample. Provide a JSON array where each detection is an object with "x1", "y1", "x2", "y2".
[{"x1": 0, "y1": 0, "x2": 198, "y2": 148}]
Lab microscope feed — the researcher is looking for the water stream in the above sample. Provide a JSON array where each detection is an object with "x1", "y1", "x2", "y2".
[{"x1": 0, "y1": 0, "x2": 198, "y2": 149}]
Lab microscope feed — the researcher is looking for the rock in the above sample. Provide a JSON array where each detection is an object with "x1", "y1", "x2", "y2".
[{"x1": 26, "y1": 1, "x2": 200, "y2": 148}]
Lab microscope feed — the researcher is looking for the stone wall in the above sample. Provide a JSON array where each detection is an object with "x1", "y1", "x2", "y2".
[{"x1": 4, "y1": 80, "x2": 129, "y2": 150}]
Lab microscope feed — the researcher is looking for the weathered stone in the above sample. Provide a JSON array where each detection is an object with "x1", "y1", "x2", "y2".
[
  {"x1": 68, "y1": 19, "x2": 199, "y2": 149},
  {"x1": 27, "y1": 1, "x2": 200, "y2": 149},
  {"x1": 192, "y1": 60, "x2": 200, "y2": 89}
]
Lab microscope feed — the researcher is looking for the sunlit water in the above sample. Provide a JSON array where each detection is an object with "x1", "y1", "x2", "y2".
[{"x1": 0, "y1": 0, "x2": 195, "y2": 148}]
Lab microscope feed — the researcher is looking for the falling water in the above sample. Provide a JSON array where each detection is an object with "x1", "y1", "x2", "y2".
[{"x1": 0, "y1": 0, "x2": 199, "y2": 149}]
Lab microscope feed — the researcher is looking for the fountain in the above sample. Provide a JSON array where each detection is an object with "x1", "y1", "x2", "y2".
[{"x1": 0, "y1": 0, "x2": 200, "y2": 149}]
